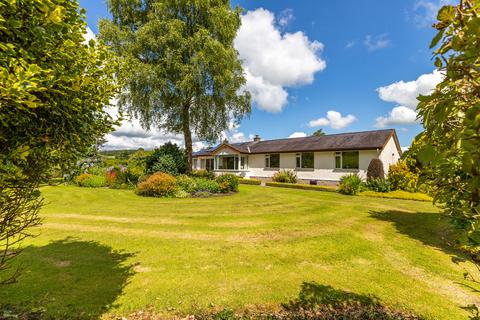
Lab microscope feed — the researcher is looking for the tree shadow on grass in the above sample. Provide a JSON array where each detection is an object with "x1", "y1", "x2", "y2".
[
  {"x1": 369, "y1": 210, "x2": 465, "y2": 260},
  {"x1": 280, "y1": 281, "x2": 423, "y2": 320},
  {"x1": 0, "y1": 237, "x2": 134, "y2": 319}
]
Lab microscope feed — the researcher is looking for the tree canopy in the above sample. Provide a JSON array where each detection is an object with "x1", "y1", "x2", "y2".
[
  {"x1": 0, "y1": 0, "x2": 117, "y2": 283},
  {"x1": 312, "y1": 129, "x2": 326, "y2": 136},
  {"x1": 100, "y1": 0, "x2": 251, "y2": 172},
  {"x1": 416, "y1": 0, "x2": 480, "y2": 255}
]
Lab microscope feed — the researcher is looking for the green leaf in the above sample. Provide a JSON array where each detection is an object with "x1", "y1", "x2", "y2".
[
  {"x1": 437, "y1": 5, "x2": 456, "y2": 23},
  {"x1": 417, "y1": 145, "x2": 437, "y2": 165},
  {"x1": 430, "y1": 29, "x2": 444, "y2": 48}
]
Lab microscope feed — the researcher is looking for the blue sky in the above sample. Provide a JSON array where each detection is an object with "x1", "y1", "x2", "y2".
[{"x1": 79, "y1": 0, "x2": 450, "y2": 150}]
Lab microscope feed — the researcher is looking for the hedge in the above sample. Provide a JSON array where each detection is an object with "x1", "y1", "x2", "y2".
[
  {"x1": 239, "y1": 178, "x2": 262, "y2": 185},
  {"x1": 359, "y1": 190, "x2": 432, "y2": 202},
  {"x1": 266, "y1": 182, "x2": 337, "y2": 192}
]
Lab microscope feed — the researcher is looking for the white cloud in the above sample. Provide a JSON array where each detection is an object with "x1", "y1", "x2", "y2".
[
  {"x1": 278, "y1": 8, "x2": 294, "y2": 27},
  {"x1": 346, "y1": 40, "x2": 356, "y2": 48},
  {"x1": 412, "y1": 0, "x2": 456, "y2": 27},
  {"x1": 375, "y1": 70, "x2": 443, "y2": 127},
  {"x1": 377, "y1": 70, "x2": 443, "y2": 109},
  {"x1": 243, "y1": 70, "x2": 288, "y2": 113},
  {"x1": 102, "y1": 108, "x2": 184, "y2": 150},
  {"x1": 364, "y1": 34, "x2": 391, "y2": 51},
  {"x1": 308, "y1": 110, "x2": 356, "y2": 130},
  {"x1": 375, "y1": 106, "x2": 419, "y2": 128},
  {"x1": 235, "y1": 8, "x2": 326, "y2": 113},
  {"x1": 289, "y1": 132, "x2": 307, "y2": 138}
]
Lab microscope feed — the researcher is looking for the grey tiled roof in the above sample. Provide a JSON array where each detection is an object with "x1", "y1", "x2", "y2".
[{"x1": 193, "y1": 129, "x2": 398, "y2": 156}]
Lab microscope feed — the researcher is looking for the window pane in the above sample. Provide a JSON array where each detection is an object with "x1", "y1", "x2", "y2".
[
  {"x1": 265, "y1": 155, "x2": 269, "y2": 168},
  {"x1": 296, "y1": 154, "x2": 301, "y2": 168},
  {"x1": 226, "y1": 156, "x2": 235, "y2": 170},
  {"x1": 342, "y1": 151, "x2": 359, "y2": 169},
  {"x1": 301, "y1": 152, "x2": 314, "y2": 168},
  {"x1": 335, "y1": 156, "x2": 341, "y2": 169},
  {"x1": 270, "y1": 154, "x2": 280, "y2": 168}
]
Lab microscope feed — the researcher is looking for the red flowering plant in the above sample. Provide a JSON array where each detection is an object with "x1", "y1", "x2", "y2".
[{"x1": 105, "y1": 165, "x2": 127, "y2": 188}]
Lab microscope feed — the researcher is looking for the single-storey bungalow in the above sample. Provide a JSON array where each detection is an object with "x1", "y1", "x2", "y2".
[{"x1": 192, "y1": 129, "x2": 402, "y2": 184}]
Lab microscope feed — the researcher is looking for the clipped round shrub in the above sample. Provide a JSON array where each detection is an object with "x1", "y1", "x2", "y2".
[
  {"x1": 75, "y1": 173, "x2": 106, "y2": 188},
  {"x1": 339, "y1": 173, "x2": 363, "y2": 195},
  {"x1": 136, "y1": 172, "x2": 177, "y2": 197},
  {"x1": 190, "y1": 169, "x2": 215, "y2": 180},
  {"x1": 387, "y1": 161, "x2": 419, "y2": 192},
  {"x1": 216, "y1": 174, "x2": 239, "y2": 193},
  {"x1": 272, "y1": 169, "x2": 297, "y2": 183},
  {"x1": 367, "y1": 158, "x2": 385, "y2": 180}
]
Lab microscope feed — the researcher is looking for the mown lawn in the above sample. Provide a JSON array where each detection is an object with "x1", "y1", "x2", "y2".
[{"x1": 1, "y1": 185, "x2": 479, "y2": 319}]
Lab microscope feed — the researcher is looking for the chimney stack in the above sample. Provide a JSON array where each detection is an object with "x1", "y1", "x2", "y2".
[{"x1": 253, "y1": 134, "x2": 261, "y2": 142}]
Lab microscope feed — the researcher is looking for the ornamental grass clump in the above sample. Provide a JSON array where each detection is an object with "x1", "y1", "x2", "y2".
[
  {"x1": 339, "y1": 173, "x2": 363, "y2": 195},
  {"x1": 272, "y1": 170, "x2": 297, "y2": 183}
]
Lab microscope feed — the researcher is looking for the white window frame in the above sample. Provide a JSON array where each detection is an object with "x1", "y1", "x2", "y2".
[
  {"x1": 295, "y1": 152, "x2": 314, "y2": 169},
  {"x1": 265, "y1": 154, "x2": 280, "y2": 169},
  {"x1": 334, "y1": 151, "x2": 359, "y2": 170}
]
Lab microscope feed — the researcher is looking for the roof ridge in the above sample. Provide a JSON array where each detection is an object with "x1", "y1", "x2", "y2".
[{"x1": 239, "y1": 129, "x2": 394, "y2": 144}]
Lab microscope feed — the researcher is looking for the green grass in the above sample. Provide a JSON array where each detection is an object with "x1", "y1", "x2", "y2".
[
  {"x1": 1, "y1": 185, "x2": 479, "y2": 319},
  {"x1": 359, "y1": 190, "x2": 433, "y2": 202}
]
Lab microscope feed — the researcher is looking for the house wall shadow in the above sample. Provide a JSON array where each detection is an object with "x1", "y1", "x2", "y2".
[
  {"x1": 0, "y1": 238, "x2": 134, "y2": 319},
  {"x1": 369, "y1": 210, "x2": 465, "y2": 260}
]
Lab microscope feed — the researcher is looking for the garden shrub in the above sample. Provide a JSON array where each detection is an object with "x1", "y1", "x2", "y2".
[
  {"x1": 191, "y1": 169, "x2": 215, "y2": 180},
  {"x1": 387, "y1": 161, "x2": 419, "y2": 192},
  {"x1": 216, "y1": 174, "x2": 239, "y2": 193},
  {"x1": 367, "y1": 158, "x2": 385, "y2": 180},
  {"x1": 137, "y1": 174, "x2": 151, "y2": 184},
  {"x1": 239, "y1": 178, "x2": 262, "y2": 185},
  {"x1": 174, "y1": 189, "x2": 190, "y2": 198},
  {"x1": 338, "y1": 173, "x2": 363, "y2": 195},
  {"x1": 106, "y1": 165, "x2": 127, "y2": 187},
  {"x1": 150, "y1": 154, "x2": 180, "y2": 176},
  {"x1": 195, "y1": 178, "x2": 221, "y2": 194},
  {"x1": 272, "y1": 169, "x2": 297, "y2": 183},
  {"x1": 75, "y1": 174, "x2": 106, "y2": 188},
  {"x1": 126, "y1": 165, "x2": 145, "y2": 184},
  {"x1": 364, "y1": 178, "x2": 391, "y2": 193},
  {"x1": 266, "y1": 182, "x2": 337, "y2": 192},
  {"x1": 146, "y1": 142, "x2": 187, "y2": 174},
  {"x1": 176, "y1": 175, "x2": 198, "y2": 194},
  {"x1": 136, "y1": 172, "x2": 177, "y2": 197}
]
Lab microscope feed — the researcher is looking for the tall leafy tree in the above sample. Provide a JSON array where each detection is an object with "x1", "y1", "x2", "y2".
[
  {"x1": 0, "y1": 0, "x2": 117, "y2": 283},
  {"x1": 312, "y1": 129, "x2": 326, "y2": 136},
  {"x1": 417, "y1": 0, "x2": 479, "y2": 255},
  {"x1": 100, "y1": 0, "x2": 251, "y2": 172}
]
